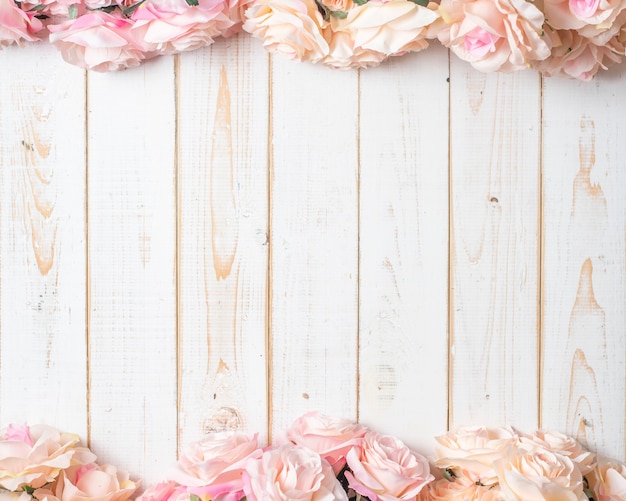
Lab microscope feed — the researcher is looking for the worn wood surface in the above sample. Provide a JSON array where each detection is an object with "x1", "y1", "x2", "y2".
[{"x1": 0, "y1": 36, "x2": 624, "y2": 486}]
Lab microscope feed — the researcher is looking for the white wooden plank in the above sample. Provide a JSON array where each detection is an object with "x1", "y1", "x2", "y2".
[
  {"x1": 448, "y1": 61, "x2": 541, "y2": 430},
  {"x1": 0, "y1": 43, "x2": 88, "y2": 435},
  {"x1": 358, "y1": 45, "x2": 449, "y2": 453},
  {"x1": 542, "y1": 67, "x2": 626, "y2": 461},
  {"x1": 269, "y1": 57, "x2": 359, "y2": 436},
  {"x1": 87, "y1": 56, "x2": 178, "y2": 484},
  {"x1": 177, "y1": 33, "x2": 270, "y2": 447}
]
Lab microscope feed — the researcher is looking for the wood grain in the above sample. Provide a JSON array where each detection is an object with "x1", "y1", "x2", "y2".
[
  {"x1": 448, "y1": 62, "x2": 541, "y2": 430},
  {"x1": 358, "y1": 45, "x2": 450, "y2": 452},
  {"x1": 0, "y1": 43, "x2": 88, "y2": 434},
  {"x1": 269, "y1": 56, "x2": 360, "y2": 435},
  {"x1": 542, "y1": 68, "x2": 626, "y2": 460},
  {"x1": 86, "y1": 56, "x2": 178, "y2": 484},
  {"x1": 177, "y1": 33, "x2": 270, "y2": 447}
]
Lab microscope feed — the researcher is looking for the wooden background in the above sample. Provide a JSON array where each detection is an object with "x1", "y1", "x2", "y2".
[{"x1": 0, "y1": 33, "x2": 624, "y2": 488}]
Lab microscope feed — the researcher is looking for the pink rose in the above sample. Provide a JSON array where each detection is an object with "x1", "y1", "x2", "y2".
[
  {"x1": 283, "y1": 411, "x2": 367, "y2": 474},
  {"x1": 543, "y1": 0, "x2": 626, "y2": 35},
  {"x1": 243, "y1": 443, "x2": 348, "y2": 501},
  {"x1": 345, "y1": 430, "x2": 434, "y2": 501},
  {"x1": 434, "y1": 425, "x2": 518, "y2": 486},
  {"x1": 436, "y1": 0, "x2": 550, "y2": 72},
  {"x1": 0, "y1": 425, "x2": 88, "y2": 491},
  {"x1": 494, "y1": 446, "x2": 586, "y2": 501},
  {"x1": 131, "y1": 0, "x2": 234, "y2": 56},
  {"x1": 48, "y1": 11, "x2": 146, "y2": 71},
  {"x1": 54, "y1": 463, "x2": 138, "y2": 501},
  {"x1": 0, "y1": 0, "x2": 43, "y2": 48},
  {"x1": 243, "y1": 0, "x2": 330, "y2": 64},
  {"x1": 587, "y1": 458, "x2": 626, "y2": 501},
  {"x1": 175, "y1": 431, "x2": 261, "y2": 490}
]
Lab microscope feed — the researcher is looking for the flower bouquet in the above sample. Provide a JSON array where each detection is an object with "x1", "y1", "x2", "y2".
[
  {"x1": 0, "y1": 423, "x2": 139, "y2": 501},
  {"x1": 138, "y1": 411, "x2": 626, "y2": 501}
]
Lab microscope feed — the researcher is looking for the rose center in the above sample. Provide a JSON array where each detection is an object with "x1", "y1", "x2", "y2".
[{"x1": 464, "y1": 27, "x2": 500, "y2": 58}]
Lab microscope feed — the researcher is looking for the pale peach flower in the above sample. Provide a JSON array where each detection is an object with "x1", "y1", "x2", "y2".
[
  {"x1": 587, "y1": 457, "x2": 626, "y2": 501},
  {"x1": 331, "y1": 0, "x2": 439, "y2": 57},
  {"x1": 322, "y1": 0, "x2": 354, "y2": 11},
  {"x1": 436, "y1": 0, "x2": 550, "y2": 72},
  {"x1": 243, "y1": 0, "x2": 330, "y2": 63},
  {"x1": 531, "y1": 27, "x2": 623, "y2": 79},
  {"x1": 494, "y1": 446, "x2": 586, "y2": 501},
  {"x1": 175, "y1": 431, "x2": 260, "y2": 487},
  {"x1": 283, "y1": 411, "x2": 367, "y2": 474},
  {"x1": 48, "y1": 11, "x2": 146, "y2": 71},
  {"x1": 243, "y1": 443, "x2": 348, "y2": 501},
  {"x1": 0, "y1": 0, "x2": 43, "y2": 48},
  {"x1": 427, "y1": 476, "x2": 503, "y2": 501},
  {"x1": 322, "y1": 30, "x2": 390, "y2": 68},
  {"x1": 434, "y1": 425, "x2": 518, "y2": 487},
  {"x1": 131, "y1": 0, "x2": 234, "y2": 56},
  {"x1": 0, "y1": 491, "x2": 34, "y2": 501},
  {"x1": 0, "y1": 425, "x2": 87, "y2": 491},
  {"x1": 52, "y1": 463, "x2": 138, "y2": 501},
  {"x1": 220, "y1": 0, "x2": 257, "y2": 37},
  {"x1": 520, "y1": 430, "x2": 596, "y2": 475},
  {"x1": 345, "y1": 430, "x2": 434, "y2": 501}
]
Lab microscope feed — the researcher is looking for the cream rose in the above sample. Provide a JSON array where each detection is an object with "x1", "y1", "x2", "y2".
[
  {"x1": 243, "y1": 443, "x2": 348, "y2": 501},
  {"x1": 520, "y1": 430, "x2": 596, "y2": 475},
  {"x1": 345, "y1": 430, "x2": 434, "y2": 501},
  {"x1": 54, "y1": 463, "x2": 138, "y2": 501},
  {"x1": 427, "y1": 476, "x2": 503, "y2": 501},
  {"x1": 0, "y1": 425, "x2": 87, "y2": 491},
  {"x1": 243, "y1": 0, "x2": 330, "y2": 63},
  {"x1": 434, "y1": 425, "x2": 518, "y2": 487},
  {"x1": 542, "y1": 0, "x2": 626, "y2": 37},
  {"x1": 331, "y1": 0, "x2": 439, "y2": 57},
  {"x1": 283, "y1": 411, "x2": 367, "y2": 474},
  {"x1": 437, "y1": 0, "x2": 550, "y2": 72},
  {"x1": 494, "y1": 446, "x2": 586, "y2": 500}
]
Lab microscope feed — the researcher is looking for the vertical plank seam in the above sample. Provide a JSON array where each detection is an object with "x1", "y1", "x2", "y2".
[
  {"x1": 446, "y1": 49, "x2": 453, "y2": 432},
  {"x1": 266, "y1": 52, "x2": 274, "y2": 444},
  {"x1": 85, "y1": 69, "x2": 92, "y2": 448},
  {"x1": 355, "y1": 69, "x2": 361, "y2": 424},
  {"x1": 538, "y1": 73, "x2": 544, "y2": 430},
  {"x1": 174, "y1": 53, "x2": 182, "y2": 458}
]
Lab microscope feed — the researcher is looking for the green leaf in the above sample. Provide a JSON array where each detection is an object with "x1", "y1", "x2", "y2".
[
  {"x1": 189, "y1": 495, "x2": 200, "y2": 501},
  {"x1": 22, "y1": 486, "x2": 35, "y2": 495},
  {"x1": 68, "y1": 3, "x2": 78, "y2": 19},
  {"x1": 330, "y1": 9, "x2": 348, "y2": 18},
  {"x1": 354, "y1": 0, "x2": 368, "y2": 4},
  {"x1": 185, "y1": 0, "x2": 199, "y2": 5},
  {"x1": 29, "y1": 4, "x2": 46, "y2": 11},
  {"x1": 122, "y1": 0, "x2": 145, "y2": 17},
  {"x1": 409, "y1": 0, "x2": 429, "y2": 6}
]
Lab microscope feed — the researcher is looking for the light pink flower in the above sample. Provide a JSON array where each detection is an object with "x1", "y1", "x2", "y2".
[
  {"x1": 436, "y1": 0, "x2": 550, "y2": 71},
  {"x1": 48, "y1": 10, "x2": 146, "y2": 71},
  {"x1": 322, "y1": 0, "x2": 354, "y2": 11},
  {"x1": 0, "y1": 425, "x2": 87, "y2": 491},
  {"x1": 0, "y1": 0, "x2": 43, "y2": 48},
  {"x1": 345, "y1": 430, "x2": 434, "y2": 501},
  {"x1": 243, "y1": 0, "x2": 330, "y2": 63},
  {"x1": 587, "y1": 457, "x2": 626, "y2": 501},
  {"x1": 174, "y1": 431, "x2": 261, "y2": 489},
  {"x1": 494, "y1": 446, "x2": 586, "y2": 501},
  {"x1": 434, "y1": 425, "x2": 518, "y2": 487},
  {"x1": 243, "y1": 443, "x2": 348, "y2": 501},
  {"x1": 543, "y1": 0, "x2": 626, "y2": 35},
  {"x1": 54, "y1": 463, "x2": 138, "y2": 501},
  {"x1": 131, "y1": 0, "x2": 234, "y2": 56},
  {"x1": 283, "y1": 411, "x2": 367, "y2": 474},
  {"x1": 531, "y1": 27, "x2": 623, "y2": 80}
]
